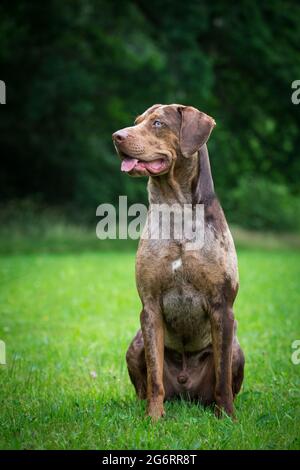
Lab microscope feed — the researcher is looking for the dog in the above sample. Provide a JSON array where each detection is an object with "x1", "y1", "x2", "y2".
[{"x1": 112, "y1": 104, "x2": 245, "y2": 421}]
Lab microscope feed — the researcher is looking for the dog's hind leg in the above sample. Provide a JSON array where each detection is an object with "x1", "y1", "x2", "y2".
[
  {"x1": 232, "y1": 336, "x2": 245, "y2": 398},
  {"x1": 192, "y1": 333, "x2": 244, "y2": 410},
  {"x1": 126, "y1": 329, "x2": 147, "y2": 399},
  {"x1": 186, "y1": 330, "x2": 244, "y2": 409},
  {"x1": 188, "y1": 349, "x2": 216, "y2": 406}
]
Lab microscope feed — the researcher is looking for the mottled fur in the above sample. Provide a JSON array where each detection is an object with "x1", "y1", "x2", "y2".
[{"x1": 113, "y1": 104, "x2": 245, "y2": 420}]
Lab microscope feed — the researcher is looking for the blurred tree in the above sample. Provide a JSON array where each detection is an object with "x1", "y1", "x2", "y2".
[{"x1": 0, "y1": 0, "x2": 299, "y2": 228}]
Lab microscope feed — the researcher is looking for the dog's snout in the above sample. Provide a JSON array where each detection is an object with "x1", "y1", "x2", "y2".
[{"x1": 112, "y1": 129, "x2": 129, "y2": 143}]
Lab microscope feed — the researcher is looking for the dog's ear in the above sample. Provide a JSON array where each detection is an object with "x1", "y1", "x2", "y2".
[{"x1": 179, "y1": 106, "x2": 216, "y2": 158}]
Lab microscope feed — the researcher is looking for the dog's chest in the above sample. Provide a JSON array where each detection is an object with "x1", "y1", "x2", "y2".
[
  {"x1": 161, "y1": 280, "x2": 211, "y2": 350},
  {"x1": 136, "y1": 225, "x2": 237, "y2": 352},
  {"x1": 158, "y1": 252, "x2": 211, "y2": 349}
]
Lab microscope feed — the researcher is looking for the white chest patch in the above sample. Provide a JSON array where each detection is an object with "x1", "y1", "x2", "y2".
[{"x1": 172, "y1": 258, "x2": 182, "y2": 272}]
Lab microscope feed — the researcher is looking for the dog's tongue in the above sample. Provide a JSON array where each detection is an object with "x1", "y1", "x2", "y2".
[
  {"x1": 147, "y1": 159, "x2": 164, "y2": 171},
  {"x1": 121, "y1": 157, "x2": 138, "y2": 172}
]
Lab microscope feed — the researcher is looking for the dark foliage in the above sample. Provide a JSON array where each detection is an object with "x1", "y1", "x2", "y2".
[{"x1": 0, "y1": 0, "x2": 299, "y2": 229}]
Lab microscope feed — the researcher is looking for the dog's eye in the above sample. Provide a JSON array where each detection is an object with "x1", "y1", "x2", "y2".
[{"x1": 153, "y1": 120, "x2": 163, "y2": 128}]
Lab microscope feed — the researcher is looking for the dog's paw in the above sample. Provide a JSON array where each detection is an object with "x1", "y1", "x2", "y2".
[
  {"x1": 214, "y1": 402, "x2": 235, "y2": 420},
  {"x1": 146, "y1": 402, "x2": 165, "y2": 422}
]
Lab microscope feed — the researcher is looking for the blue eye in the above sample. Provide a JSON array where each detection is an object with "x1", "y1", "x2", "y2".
[{"x1": 153, "y1": 120, "x2": 163, "y2": 127}]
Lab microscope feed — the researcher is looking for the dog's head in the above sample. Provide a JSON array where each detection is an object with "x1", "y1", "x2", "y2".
[{"x1": 112, "y1": 104, "x2": 216, "y2": 177}]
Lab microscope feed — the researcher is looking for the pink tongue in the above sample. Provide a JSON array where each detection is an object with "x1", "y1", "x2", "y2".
[
  {"x1": 147, "y1": 159, "x2": 163, "y2": 171},
  {"x1": 121, "y1": 157, "x2": 138, "y2": 172}
]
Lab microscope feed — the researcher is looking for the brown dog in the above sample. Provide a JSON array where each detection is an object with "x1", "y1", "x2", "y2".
[{"x1": 112, "y1": 104, "x2": 245, "y2": 421}]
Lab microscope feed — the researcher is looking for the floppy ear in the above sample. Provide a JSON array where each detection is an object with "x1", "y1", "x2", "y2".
[{"x1": 179, "y1": 106, "x2": 216, "y2": 158}]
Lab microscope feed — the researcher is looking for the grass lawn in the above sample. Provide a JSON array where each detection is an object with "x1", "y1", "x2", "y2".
[{"x1": 0, "y1": 249, "x2": 299, "y2": 449}]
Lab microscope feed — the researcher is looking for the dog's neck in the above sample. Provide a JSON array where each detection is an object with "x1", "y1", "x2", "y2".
[{"x1": 147, "y1": 144, "x2": 215, "y2": 206}]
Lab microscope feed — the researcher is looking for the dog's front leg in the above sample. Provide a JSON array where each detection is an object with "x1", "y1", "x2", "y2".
[
  {"x1": 210, "y1": 305, "x2": 235, "y2": 418},
  {"x1": 140, "y1": 302, "x2": 165, "y2": 421}
]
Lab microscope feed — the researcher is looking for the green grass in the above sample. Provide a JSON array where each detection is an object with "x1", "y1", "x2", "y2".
[{"x1": 0, "y1": 249, "x2": 299, "y2": 450}]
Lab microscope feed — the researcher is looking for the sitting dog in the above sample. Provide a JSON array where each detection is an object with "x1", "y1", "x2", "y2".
[{"x1": 112, "y1": 104, "x2": 245, "y2": 420}]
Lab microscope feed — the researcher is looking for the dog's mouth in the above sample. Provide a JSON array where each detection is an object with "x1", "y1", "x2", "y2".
[{"x1": 119, "y1": 153, "x2": 169, "y2": 175}]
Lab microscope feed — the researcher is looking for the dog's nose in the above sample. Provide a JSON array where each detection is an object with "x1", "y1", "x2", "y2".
[{"x1": 112, "y1": 129, "x2": 129, "y2": 143}]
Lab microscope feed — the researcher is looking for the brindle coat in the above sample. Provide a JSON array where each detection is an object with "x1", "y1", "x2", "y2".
[{"x1": 112, "y1": 104, "x2": 245, "y2": 420}]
